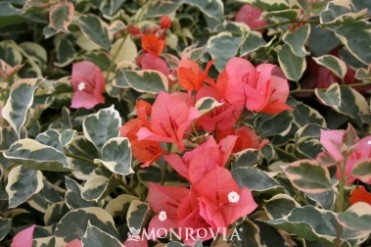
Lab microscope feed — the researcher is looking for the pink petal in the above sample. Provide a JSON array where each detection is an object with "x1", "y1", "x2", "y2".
[
  {"x1": 72, "y1": 61, "x2": 101, "y2": 89},
  {"x1": 65, "y1": 239, "x2": 82, "y2": 247},
  {"x1": 139, "y1": 53, "x2": 170, "y2": 76},
  {"x1": 11, "y1": 224, "x2": 35, "y2": 247},
  {"x1": 320, "y1": 129, "x2": 345, "y2": 161},
  {"x1": 71, "y1": 91, "x2": 104, "y2": 109},
  {"x1": 164, "y1": 154, "x2": 190, "y2": 180}
]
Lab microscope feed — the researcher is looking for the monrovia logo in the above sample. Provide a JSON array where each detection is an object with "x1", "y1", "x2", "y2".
[{"x1": 127, "y1": 227, "x2": 242, "y2": 242}]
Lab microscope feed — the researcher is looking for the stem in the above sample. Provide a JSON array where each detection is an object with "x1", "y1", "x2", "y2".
[
  {"x1": 64, "y1": 151, "x2": 95, "y2": 165},
  {"x1": 290, "y1": 81, "x2": 371, "y2": 95},
  {"x1": 335, "y1": 158, "x2": 347, "y2": 247},
  {"x1": 254, "y1": 19, "x2": 320, "y2": 32}
]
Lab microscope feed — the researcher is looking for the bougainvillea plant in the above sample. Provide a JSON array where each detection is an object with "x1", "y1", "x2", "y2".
[{"x1": 0, "y1": 0, "x2": 370, "y2": 246}]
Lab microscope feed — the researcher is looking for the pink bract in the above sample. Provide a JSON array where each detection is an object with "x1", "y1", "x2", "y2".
[
  {"x1": 70, "y1": 61, "x2": 106, "y2": 109},
  {"x1": 11, "y1": 224, "x2": 35, "y2": 247},
  {"x1": 235, "y1": 5, "x2": 267, "y2": 30}
]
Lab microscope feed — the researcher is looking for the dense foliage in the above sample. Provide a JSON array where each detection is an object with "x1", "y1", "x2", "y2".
[{"x1": 0, "y1": 0, "x2": 370, "y2": 246}]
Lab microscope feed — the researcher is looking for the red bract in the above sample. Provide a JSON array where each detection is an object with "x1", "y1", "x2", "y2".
[
  {"x1": 65, "y1": 239, "x2": 82, "y2": 247},
  {"x1": 136, "y1": 92, "x2": 200, "y2": 151},
  {"x1": 165, "y1": 136, "x2": 237, "y2": 182},
  {"x1": 217, "y1": 57, "x2": 292, "y2": 114},
  {"x1": 193, "y1": 166, "x2": 257, "y2": 228},
  {"x1": 160, "y1": 16, "x2": 172, "y2": 30},
  {"x1": 11, "y1": 224, "x2": 35, "y2": 247},
  {"x1": 148, "y1": 183, "x2": 189, "y2": 234},
  {"x1": 137, "y1": 53, "x2": 170, "y2": 76},
  {"x1": 235, "y1": 5, "x2": 267, "y2": 30},
  {"x1": 70, "y1": 61, "x2": 105, "y2": 109},
  {"x1": 120, "y1": 100, "x2": 165, "y2": 167},
  {"x1": 141, "y1": 34, "x2": 165, "y2": 57},
  {"x1": 177, "y1": 59, "x2": 214, "y2": 91},
  {"x1": 350, "y1": 186, "x2": 371, "y2": 205}
]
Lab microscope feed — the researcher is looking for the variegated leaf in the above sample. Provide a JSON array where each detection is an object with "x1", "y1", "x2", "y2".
[
  {"x1": 278, "y1": 44, "x2": 306, "y2": 81},
  {"x1": 126, "y1": 200, "x2": 150, "y2": 231},
  {"x1": 49, "y1": 1, "x2": 75, "y2": 32},
  {"x1": 283, "y1": 24, "x2": 311, "y2": 57},
  {"x1": 263, "y1": 194, "x2": 300, "y2": 220},
  {"x1": 195, "y1": 97, "x2": 223, "y2": 115},
  {"x1": 81, "y1": 173, "x2": 111, "y2": 201},
  {"x1": 282, "y1": 160, "x2": 332, "y2": 194},
  {"x1": 44, "y1": 201, "x2": 68, "y2": 226},
  {"x1": 4, "y1": 139, "x2": 69, "y2": 171},
  {"x1": 64, "y1": 177, "x2": 98, "y2": 209},
  {"x1": 239, "y1": 31, "x2": 273, "y2": 56},
  {"x1": 0, "y1": 217, "x2": 11, "y2": 241},
  {"x1": 94, "y1": 137, "x2": 133, "y2": 176},
  {"x1": 351, "y1": 159, "x2": 371, "y2": 183},
  {"x1": 337, "y1": 202, "x2": 371, "y2": 236},
  {"x1": 2, "y1": 85, "x2": 35, "y2": 137},
  {"x1": 105, "y1": 194, "x2": 138, "y2": 217},
  {"x1": 207, "y1": 32, "x2": 242, "y2": 71},
  {"x1": 82, "y1": 222, "x2": 122, "y2": 247},
  {"x1": 55, "y1": 207, "x2": 119, "y2": 243},
  {"x1": 78, "y1": 14, "x2": 111, "y2": 50},
  {"x1": 6, "y1": 165, "x2": 43, "y2": 208},
  {"x1": 114, "y1": 69, "x2": 169, "y2": 93},
  {"x1": 83, "y1": 106, "x2": 121, "y2": 151},
  {"x1": 183, "y1": 0, "x2": 224, "y2": 30},
  {"x1": 99, "y1": 0, "x2": 126, "y2": 19},
  {"x1": 313, "y1": 55, "x2": 347, "y2": 79}
]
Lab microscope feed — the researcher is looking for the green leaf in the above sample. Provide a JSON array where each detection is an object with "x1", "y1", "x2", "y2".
[
  {"x1": 283, "y1": 160, "x2": 332, "y2": 194},
  {"x1": 297, "y1": 139, "x2": 323, "y2": 159},
  {"x1": 94, "y1": 137, "x2": 133, "y2": 176},
  {"x1": 263, "y1": 194, "x2": 299, "y2": 219},
  {"x1": 0, "y1": 40, "x2": 22, "y2": 66},
  {"x1": 6, "y1": 165, "x2": 43, "y2": 208},
  {"x1": 36, "y1": 129, "x2": 63, "y2": 151},
  {"x1": 145, "y1": 1, "x2": 183, "y2": 18},
  {"x1": 0, "y1": 217, "x2": 12, "y2": 241},
  {"x1": 64, "y1": 177, "x2": 98, "y2": 209},
  {"x1": 49, "y1": 2, "x2": 74, "y2": 32},
  {"x1": 54, "y1": 36, "x2": 75, "y2": 67},
  {"x1": 232, "y1": 149, "x2": 259, "y2": 168},
  {"x1": 81, "y1": 173, "x2": 111, "y2": 201},
  {"x1": 55, "y1": 207, "x2": 119, "y2": 242},
  {"x1": 105, "y1": 194, "x2": 138, "y2": 217},
  {"x1": 239, "y1": 31, "x2": 271, "y2": 56},
  {"x1": 278, "y1": 44, "x2": 306, "y2": 81},
  {"x1": 195, "y1": 97, "x2": 223, "y2": 115},
  {"x1": 232, "y1": 167, "x2": 282, "y2": 194},
  {"x1": 99, "y1": 0, "x2": 126, "y2": 19},
  {"x1": 320, "y1": 0, "x2": 366, "y2": 25},
  {"x1": 82, "y1": 223, "x2": 122, "y2": 247},
  {"x1": 233, "y1": 219, "x2": 261, "y2": 247},
  {"x1": 316, "y1": 84, "x2": 369, "y2": 128},
  {"x1": 183, "y1": 0, "x2": 224, "y2": 30},
  {"x1": 249, "y1": 0, "x2": 290, "y2": 11},
  {"x1": 83, "y1": 106, "x2": 121, "y2": 151},
  {"x1": 113, "y1": 69, "x2": 169, "y2": 93},
  {"x1": 207, "y1": 32, "x2": 242, "y2": 71},
  {"x1": 78, "y1": 14, "x2": 111, "y2": 50},
  {"x1": 313, "y1": 55, "x2": 347, "y2": 79},
  {"x1": 263, "y1": 9, "x2": 300, "y2": 20},
  {"x1": 2, "y1": 85, "x2": 35, "y2": 137},
  {"x1": 268, "y1": 205, "x2": 338, "y2": 243},
  {"x1": 283, "y1": 24, "x2": 311, "y2": 57},
  {"x1": 351, "y1": 159, "x2": 371, "y2": 183},
  {"x1": 333, "y1": 20, "x2": 371, "y2": 65},
  {"x1": 308, "y1": 24, "x2": 341, "y2": 56},
  {"x1": 306, "y1": 190, "x2": 335, "y2": 210},
  {"x1": 64, "y1": 136, "x2": 99, "y2": 177},
  {"x1": 337, "y1": 202, "x2": 371, "y2": 235},
  {"x1": 44, "y1": 201, "x2": 69, "y2": 225},
  {"x1": 4, "y1": 139, "x2": 69, "y2": 171},
  {"x1": 315, "y1": 83, "x2": 341, "y2": 107},
  {"x1": 257, "y1": 111, "x2": 294, "y2": 138},
  {"x1": 126, "y1": 200, "x2": 150, "y2": 231}
]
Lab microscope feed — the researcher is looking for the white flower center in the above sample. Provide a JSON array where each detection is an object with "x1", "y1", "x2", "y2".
[
  {"x1": 228, "y1": 191, "x2": 240, "y2": 204},
  {"x1": 78, "y1": 82, "x2": 86, "y2": 91},
  {"x1": 158, "y1": 211, "x2": 167, "y2": 222}
]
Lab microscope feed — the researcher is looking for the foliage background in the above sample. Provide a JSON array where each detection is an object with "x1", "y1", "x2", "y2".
[{"x1": 0, "y1": 0, "x2": 370, "y2": 246}]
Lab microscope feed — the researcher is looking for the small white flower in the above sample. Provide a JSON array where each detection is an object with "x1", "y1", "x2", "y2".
[
  {"x1": 228, "y1": 191, "x2": 240, "y2": 203},
  {"x1": 78, "y1": 82, "x2": 86, "y2": 91},
  {"x1": 158, "y1": 210, "x2": 167, "y2": 222}
]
